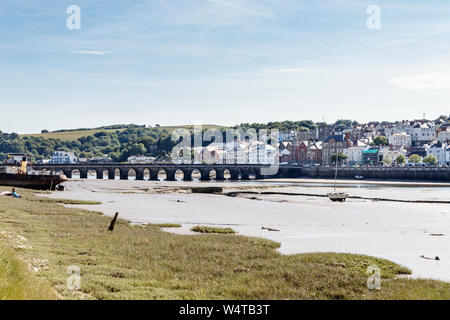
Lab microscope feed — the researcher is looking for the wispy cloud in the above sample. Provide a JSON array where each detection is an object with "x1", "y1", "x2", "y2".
[
  {"x1": 389, "y1": 71, "x2": 450, "y2": 90},
  {"x1": 72, "y1": 50, "x2": 110, "y2": 55}
]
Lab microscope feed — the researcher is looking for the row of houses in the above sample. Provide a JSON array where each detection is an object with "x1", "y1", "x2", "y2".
[{"x1": 45, "y1": 118, "x2": 450, "y2": 166}]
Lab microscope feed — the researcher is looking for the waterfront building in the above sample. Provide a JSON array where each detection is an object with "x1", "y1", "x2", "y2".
[
  {"x1": 343, "y1": 140, "x2": 368, "y2": 166},
  {"x1": 427, "y1": 142, "x2": 449, "y2": 165},
  {"x1": 51, "y1": 151, "x2": 77, "y2": 164},
  {"x1": 127, "y1": 155, "x2": 156, "y2": 164},
  {"x1": 322, "y1": 134, "x2": 345, "y2": 165},
  {"x1": 362, "y1": 148, "x2": 380, "y2": 165}
]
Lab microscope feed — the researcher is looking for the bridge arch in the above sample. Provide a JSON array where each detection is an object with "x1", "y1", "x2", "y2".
[
  {"x1": 208, "y1": 169, "x2": 217, "y2": 181},
  {"x1": 175, "y1": 169, "x2": 184, "y2": 181},
  {"x1": 248, "y1": 168, "x2": 256, "y2": 180},
  {"x1": 114, "y1": 168, "x2": 121, "y2": 180},
  {"x1": 223, "y1": 169, "x2": 231, "y2": 181},
  {"x1": 157, "y1": 168, "x2": 167, "y2": 181},
  {"x1": 87, "y1": 169, "x2": 97, "y2": 179},
  {"x1": 191, "y1": 169, "x2": 201, "y2": 181},
  {"x1": 127, "y1": 168, "x2": 136, "y2": 180},
  {"x1": 71, "y1": 169, "x2": 81, "y2": 179},
  {"x1": 143, "y1": 168, "x2": 150, "y2": 181}
]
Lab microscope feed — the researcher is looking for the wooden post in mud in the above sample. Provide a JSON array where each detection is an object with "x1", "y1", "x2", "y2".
[{"x1": 108, "y1": 212, "x2": 119, "y2": 232}]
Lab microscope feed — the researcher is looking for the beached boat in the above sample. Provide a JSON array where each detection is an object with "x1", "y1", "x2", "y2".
[
  {"x1": 0, "y1": 153, "x2": 67, "y2": 190},
  {"x1": 328, "y1": 156, "x2": 349, "y2": 202}
]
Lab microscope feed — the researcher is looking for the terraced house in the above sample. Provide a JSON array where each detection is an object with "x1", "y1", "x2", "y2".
[{"x1": 322, "y1": 134, "x2": 345, "y2": 165}]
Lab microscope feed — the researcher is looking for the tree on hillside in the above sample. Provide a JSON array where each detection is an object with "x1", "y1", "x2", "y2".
[
  {"x1": 373, "y1": 136, "x2": 388, "y2": 146},
  {"x1": 423, "y1": 155, "x2": 438, "y2": 165},
  {"x1": 41, "y1": 129, "x2": 49, "y2": 133},
  {"x1": 408, "y1": 154, "x2": 422, "y2": 164}
]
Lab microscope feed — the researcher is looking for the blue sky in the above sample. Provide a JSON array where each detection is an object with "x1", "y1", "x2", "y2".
[{"x1": 1, "y1": 0, "x2": 450, "y2": 133}]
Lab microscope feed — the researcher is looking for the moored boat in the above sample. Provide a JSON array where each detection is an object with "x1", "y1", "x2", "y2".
[
  {"x1": 0, "y1": 153, "x2": 67, "y2": 190},
  {"x1": 327, "y1": 191, "x2": 349, "y2": 202},
  {"x1": 328, "y1": 155, "x2": 349, "y2": 202}
]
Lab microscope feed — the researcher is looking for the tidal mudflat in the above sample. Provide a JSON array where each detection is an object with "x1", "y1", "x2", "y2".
[{"x1": 44, "y1": 179, "x2": 450, "y2": 282}]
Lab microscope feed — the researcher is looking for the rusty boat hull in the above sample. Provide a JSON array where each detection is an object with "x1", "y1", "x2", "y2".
[{"x1": 0, "y1": 173, "x2": 68, "y2": 190}]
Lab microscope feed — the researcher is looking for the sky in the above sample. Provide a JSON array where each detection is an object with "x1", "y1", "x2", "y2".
[{"x1": 1, "y1": 0, "x2": 450, "y2": 133}]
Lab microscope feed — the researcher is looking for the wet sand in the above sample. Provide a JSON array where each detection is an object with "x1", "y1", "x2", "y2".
[{"x1": 43, "y1": 179, "x2": 450, "y2": 282}]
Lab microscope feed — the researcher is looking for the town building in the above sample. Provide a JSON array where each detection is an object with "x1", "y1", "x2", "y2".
[
  {"x1": 127, "y1": 155, "x2": 156, "y2": 164},
  {"x1": 362, "y1": 148, "x2": 380, "y2": 165},
  {"x1": 381, "y1": 147, "x2": 407, "y2": 165},
  {"x1": 411, "y1": 123, "x2": 436, "y2": 146},
  {"x1": 343, "y1": 140, "x2": 368, "y2": 166},
  {"x1": 426, "y1": 142, "x2": 449, "y2": 165},
  {"x1": 51, "y1": 151, "x2": 77, "y2": 164},
  {"x1": 322, "y1": 134, "x2": 345, "y2": 165},
  {"x1": 388, "y1": 132, "x2": 412, "y2": 148},
  {"x1": 306, "y1": 141, "x2": 322, "y2": 165},
  {"x1": 438, "y1": 128, "x2": 450, "y2": 143}
]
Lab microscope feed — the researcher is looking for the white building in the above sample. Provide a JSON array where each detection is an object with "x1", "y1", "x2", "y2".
[
  {"x1": 388, "y1": 133, "x2": 412, "y2": 148},
  {"x1": 343, "y1": 140, "x2": 368, "y2": 165},
  {"x1": 382, "y1": 147, "x2": 407, "y2": 164},
  {"x1": 226, "y1": 141, "x2": 249, "y2": 164},
  {"x1": 438, "y1": 128, "x2": 450, "y2": 143},
  {"x1": 427, "y1": 142, "x2": 449, "y2": 165},
  {"x1": 247, "y1": 141, "x2": 277, "y2": 165},
  {"x1": 51, "y1": 151, "x2": 77, "y2": 164},
  {"x1": 384, "y1": 122, "x2": 413, "y2": 137},
  {"x1": 127, "y1": 155, "x2": 156, "y2": 164},
  {"x1": 411, "y1": 123, "x2": 436, "y2": 145}
]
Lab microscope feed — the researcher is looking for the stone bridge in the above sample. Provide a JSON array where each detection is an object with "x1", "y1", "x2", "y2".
[
  {"x1": 30, "y1": 163, "x2": 450, "y2": 182},
  {"x1": 31, "y1": 164, "x2": 278, "y2": 181}
]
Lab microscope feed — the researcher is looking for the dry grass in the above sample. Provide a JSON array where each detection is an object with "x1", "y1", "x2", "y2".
[
  {"x1": 191, "y1": 226, "x2": 236, "y2": 234},
  {"x1": 32, "y1": 198, "x2": 102, "y2": 205},
  {"x1": 0, "y1": 188, "x2": 450, "y2": 300},
  {"x1": 0, "y1": 243, "x2": 56, "y2": 300},
  {"x1": 148, "y1": 223, "x2": 182, "y2": 228}
]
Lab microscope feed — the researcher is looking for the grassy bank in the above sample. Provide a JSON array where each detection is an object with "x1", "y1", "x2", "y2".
[
  {"x1": 0, "y1": 243, "x2": 56, "y2": 299},
  {"x1": 0, "y1": 188, "x2": 450, "y2": 299}
]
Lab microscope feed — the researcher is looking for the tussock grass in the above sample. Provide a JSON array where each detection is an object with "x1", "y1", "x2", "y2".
[
  {"x1": 33, "y1": 198, "x2": 102, "y2": 205},
  {"x1": 191, "y1": 226, "x2": 236, "y2": 234},
  {"x1": 0, "y1": 187, "x2": 450, "y2": 300},
  {"x1": 148, "y1": 223, "x2": 182, "y2": 228},
  {"x1": 0, "y1": 244, "x2": 56, "y2": 300}
]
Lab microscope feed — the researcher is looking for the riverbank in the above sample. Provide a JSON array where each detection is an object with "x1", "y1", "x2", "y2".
[{"x1": 2, "y1": 186, "x2": 450, "y2": 299}]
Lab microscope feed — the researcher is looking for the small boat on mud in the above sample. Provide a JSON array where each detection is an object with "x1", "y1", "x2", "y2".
[
  {"x1": 328, "y1": 156, "x2": 349, "y2": 202},
  {"x1": 0, "y1": 153, "x2": 67, "y2": 190}
]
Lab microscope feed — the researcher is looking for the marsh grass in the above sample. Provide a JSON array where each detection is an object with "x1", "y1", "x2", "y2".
[
  {"x1": 32, "y1": 198, "x2": 102, "y2": 205},
  {"x1": 148, "y1": 223, "x2": 182, "y2": 228},
  {"x1": 0, "y1": 243, "x2": 56, "y2": 300},
  {"x1": 191, "y1": 226, "x2": 236, "y2": 234},
  {"x1": 0, "y1": 187, "x2": 450, "y2": 300}
]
